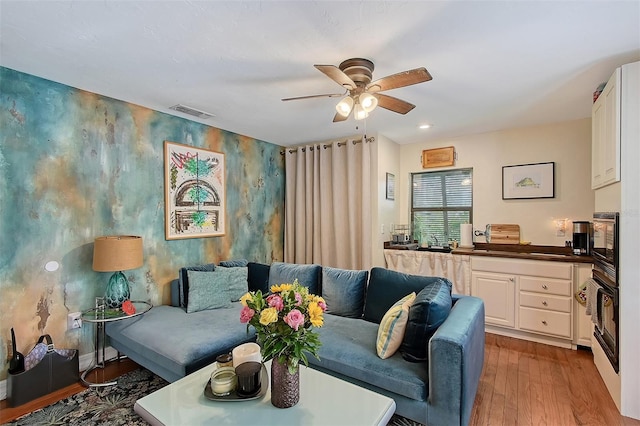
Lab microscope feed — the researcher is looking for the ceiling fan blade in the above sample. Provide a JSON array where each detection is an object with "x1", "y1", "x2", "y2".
[
  {"x1": 333, "y1": 111, "x2": 350, "y2": 122},
  {"x1": 375, "y1": 93, "x2": 416, "y2": 115},
  {"x1": 366, "y1": 67, "x2": 432, "y2": 93},
  {"x1": 282, "y1": 93, "x2": 344, "y2": 101},
  {"x1": 315, "y1": 65, "x2": 357, "y2": 90}
]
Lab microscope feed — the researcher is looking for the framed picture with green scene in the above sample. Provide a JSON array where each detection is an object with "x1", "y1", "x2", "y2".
[
  {"x1": 164, "y1": 141, "x2": 226, "y2": 239},
  {"x1": 502, "y1": 161, "x2": 555, "y2": 200}
]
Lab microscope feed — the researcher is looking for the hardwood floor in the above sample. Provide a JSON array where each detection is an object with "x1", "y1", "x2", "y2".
[
  {"x1": 1, "y1": 335, "x2": 638, "y2": 425},
  {"x1": 469, "y1": 333, "x2": 640, "y2": 426}
]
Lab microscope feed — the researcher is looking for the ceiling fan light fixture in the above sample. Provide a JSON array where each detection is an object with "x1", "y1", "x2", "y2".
[
  {"x1": 353, "y1": 103, "x2": 369, "y2": 121},
  {"x1": 359, "y1": 93, "x2": 378, "y2": 113},
  {"x1": 335, "y1": 96, "x2": 354, "y2": 117}
]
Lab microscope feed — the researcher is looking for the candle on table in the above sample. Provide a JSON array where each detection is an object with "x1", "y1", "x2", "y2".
[{"x1": 232, "y1": 342, "x2": 261, "y2": 367}]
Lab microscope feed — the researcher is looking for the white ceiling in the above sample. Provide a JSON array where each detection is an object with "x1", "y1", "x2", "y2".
[{"x1": 1, "y1": 1, "x2": 639, "y2": 147}]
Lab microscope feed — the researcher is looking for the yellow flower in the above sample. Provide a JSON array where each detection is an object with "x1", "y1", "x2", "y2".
[
  {"x1": 308, "y1": 302, "x2": 324, "y2": 327},
  {"x1": 312, "y1": 295, "x2": 326, "y2": 304},
  {"x1": 259, "y1": 307, "x2": 279, "y2": 325},
  {"x1": 240, "y1": 292, "x2": 253, "y2": 307},
  {"x1": 271, "y1": 283, "x2": 293, "y2": 293}
]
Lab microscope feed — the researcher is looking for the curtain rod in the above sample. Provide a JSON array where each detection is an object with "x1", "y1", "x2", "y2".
[{"x1": 280, "y1": 136, "x2": 375, "y2": 155}]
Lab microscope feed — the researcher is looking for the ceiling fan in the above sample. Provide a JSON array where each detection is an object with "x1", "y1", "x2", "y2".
[{"x1": 282, "y1": 58, "x2": 432, "y2": 122}]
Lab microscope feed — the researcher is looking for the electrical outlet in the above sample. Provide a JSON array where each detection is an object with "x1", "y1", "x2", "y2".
[
  {"x1": 381, "y1": 224, "x2": 385, "y2": 234},
  {"x1": 67, "y1": 312, "x2": 82, "y2": 330}
]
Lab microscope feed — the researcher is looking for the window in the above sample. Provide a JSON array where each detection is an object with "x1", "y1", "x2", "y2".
[{"x1": 411, "y1": 168, "x2": 473, "y2": 246}]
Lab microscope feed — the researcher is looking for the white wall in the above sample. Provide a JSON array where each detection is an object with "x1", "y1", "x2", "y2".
[
  {"x1": 372, "y1": 134, "x2": 401, "y2": 267},
  {"x1": 395, "y1": 118, "x2": 595, "y2": 245}
]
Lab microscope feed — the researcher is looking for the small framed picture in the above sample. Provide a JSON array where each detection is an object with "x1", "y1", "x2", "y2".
[
  {"x1": 502, "y1": 162, "x2": 555, "y2": 200},
  {"x1": 386, "y1": 173, "x2": 395, "y2": 200},
  {"x1": 422, "y1": 146, "x2": 455, "y2": 168}
]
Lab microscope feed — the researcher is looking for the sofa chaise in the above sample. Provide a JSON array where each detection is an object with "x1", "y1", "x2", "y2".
[{"x1": 106, "y1": 261, "x2": 485, "y2": 425}]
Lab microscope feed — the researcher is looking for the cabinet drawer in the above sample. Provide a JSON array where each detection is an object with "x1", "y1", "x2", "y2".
[
  {"x1": 519, "y1": 276, "x2": 571, "y2": 296},
  {"x1": 519, "y1": 307, "x2": 571, "y2": 338},
  {"x1": 519, "y1": 292, "x2": 571, "y2": 313}
]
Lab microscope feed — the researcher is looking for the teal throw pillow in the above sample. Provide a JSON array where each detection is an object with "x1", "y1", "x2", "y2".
[
  {"x1": 219, "y1": 259, "x2": 249, "y2": 267},
  {"x1": 216, "y1": 266, "x2": 249, "y2": 301},
  {"x1": 179, "y1": 263, "x2": 216, "y2": 308},
  {"x1": 400, "y1": 278, "x2": 453, "y2": 362},
  {"x1": 186, "y1": 270, "x2": 232, "y2": 313},
  {"x1": 321, "y1": 266, "x2": 368, "y2": 318}
]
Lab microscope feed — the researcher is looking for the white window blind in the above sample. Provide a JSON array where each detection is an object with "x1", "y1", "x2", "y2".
[{"x1": 411, "y1": 168, "x2": 473, "y2": 245}]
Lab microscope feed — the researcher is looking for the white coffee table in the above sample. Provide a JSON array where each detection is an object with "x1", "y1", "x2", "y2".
[{"x1": 135, "y1": 360, "x2": 396, "y2": 426}]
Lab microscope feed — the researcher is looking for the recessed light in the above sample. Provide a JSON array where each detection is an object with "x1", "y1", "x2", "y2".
[{"x1": 418, "y1": 124, "x2": 431, "y2": 129}]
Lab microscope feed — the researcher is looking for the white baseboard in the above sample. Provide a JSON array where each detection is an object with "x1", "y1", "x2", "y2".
[{"x1": 0, "y1": 346, "x2": 118, "y2": 401}]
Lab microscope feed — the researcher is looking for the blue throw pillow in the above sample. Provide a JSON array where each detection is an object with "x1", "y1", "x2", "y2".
[
  {"x1": 268, "y1": 262, "x2": 321, "y2": 294},
  {"x1": 216, "y1": 266, "x2": 249, "y2": 301},
  {"x1": 321, "y1": 267, "x2": 368, "y2": 318},
  {"x1": 400, "y1": 278, "x2": 453, "y2": 362},
  {"x1": 363, "y1": 267, "x2": 451, "y2": 324},
  {"x1": 248, "y1": 262, "x2": 270, "y2": 293},
  {"x1": 179, "y1": 263, "x2": 216, "y2": 308},
  {"x1": 186, "y1": 270, "x2": 232, "y2": 313}
]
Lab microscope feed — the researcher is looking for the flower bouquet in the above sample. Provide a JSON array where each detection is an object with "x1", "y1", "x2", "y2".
[{"x1": 239, "y1": 280, "x2": 326, "y2": 373}]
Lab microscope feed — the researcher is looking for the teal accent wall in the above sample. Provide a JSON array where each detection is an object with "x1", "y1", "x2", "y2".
[{"x1": 0, "y1": 67, "x2": 284, "y2": 378}]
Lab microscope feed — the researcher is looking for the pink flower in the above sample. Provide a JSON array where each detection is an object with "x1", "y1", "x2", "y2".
[
  {"x1": 266, "y1": 294, "x2": 284, "y2": 311},
  {"x1": 284, "y1": 309, "x2": 305, "y2": 331},
  {"x1": 240, "y1": 305, "x2": 255, "y2": 323},
  {"x1": 318, "y1": 300, "x2": 327, "y2": 311},
  {"x1": 294, "y1": 293, "x2": 303, "y2": 306}
]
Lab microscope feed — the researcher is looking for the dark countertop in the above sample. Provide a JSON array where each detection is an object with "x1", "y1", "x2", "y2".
[
  {"x1": 450, "y1": 248, "x2": 593, "y2": 263},
  {"x1": 384, "y1": 241, "x2": 593, "y2": 264}
]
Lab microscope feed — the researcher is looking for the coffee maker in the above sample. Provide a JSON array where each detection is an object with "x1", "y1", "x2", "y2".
[{"x1": 572, "y1": 221, "x2": 592, "y2": 255}]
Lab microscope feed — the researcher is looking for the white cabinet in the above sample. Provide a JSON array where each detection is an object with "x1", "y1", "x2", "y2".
[
  {"x1": 471, "y1": 271, "x2": 515, "y2": 328},
  {"x1": 592, "y1": 67, "x2": 621, "y2": 189},
  {"x1": 518, "y1": 275, "x2": 572, "y2": 339},
  {"x1": 471, "y1": 256, "x2": 576, "y2": 348}
]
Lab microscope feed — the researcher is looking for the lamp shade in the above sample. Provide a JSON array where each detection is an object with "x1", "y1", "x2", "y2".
[
  {"x1": 93, "y1": 236, "x2": 143, "y2": 272},
  {"x1": 359, "y1": 93, "x2": 378, "y2": 113},
  {"x1": 335, "y1": 96, "x2": 354, "y2": 117}
]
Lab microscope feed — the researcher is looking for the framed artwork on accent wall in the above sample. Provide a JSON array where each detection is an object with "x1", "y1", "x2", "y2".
[
  {"x1": 164, "y1": 141, "x2": 225, "y2": 239},
  {"x1": 502, "y1": 161, "x2": 555, "y2": 200},
  {"x1": 386, "y1": 173, "x2": 395, "y2": 200}
]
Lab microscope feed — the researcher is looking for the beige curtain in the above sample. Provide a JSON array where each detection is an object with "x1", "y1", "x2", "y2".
[{"x1": 284, "y1": 137, "x2": 372, "y2": 270}]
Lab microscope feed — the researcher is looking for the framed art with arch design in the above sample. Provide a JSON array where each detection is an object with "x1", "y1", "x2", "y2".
[{"x1": 164, "y1": 141, "x2": 225, "y2": 239}]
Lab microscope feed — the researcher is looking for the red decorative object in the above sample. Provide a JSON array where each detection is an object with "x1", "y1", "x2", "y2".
[{"x1": 122, "y1": 300, "x2": 136, "y2": 315}]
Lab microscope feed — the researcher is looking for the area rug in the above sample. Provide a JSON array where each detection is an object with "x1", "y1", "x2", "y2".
[{"x1": 4, "y1": 368, "x2": 422, "y2": 426}]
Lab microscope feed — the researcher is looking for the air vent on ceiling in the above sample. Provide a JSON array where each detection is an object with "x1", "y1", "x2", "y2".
[{"x1": 169, "y1": 104, "x2": 214, "y2": 119}]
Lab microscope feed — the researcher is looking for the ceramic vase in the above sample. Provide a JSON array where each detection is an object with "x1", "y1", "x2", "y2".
[{"x1": 270, "y1": 357, "x2": 299, "y2": 408}]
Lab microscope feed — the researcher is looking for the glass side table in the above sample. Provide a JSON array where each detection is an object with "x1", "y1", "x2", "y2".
[{"x1": 81, "y1": 298, "x2": 152, "y2": 387}]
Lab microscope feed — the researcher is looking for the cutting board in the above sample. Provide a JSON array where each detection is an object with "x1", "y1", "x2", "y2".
[{"x1": 488, "y1": 224, "x2": 520, "y2": 244}]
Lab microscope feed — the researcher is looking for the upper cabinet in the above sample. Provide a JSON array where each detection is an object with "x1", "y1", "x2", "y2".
[{"x1": 592, "y1": 68, "x2": 621, "y2": 189}]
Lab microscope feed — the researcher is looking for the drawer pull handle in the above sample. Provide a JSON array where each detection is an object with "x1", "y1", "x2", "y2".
[
  {"x1": 542, "y1": 320, "x2": 548, "y2": 326},
  {"x1": 542, "y1": 284, "x2": 548, "y2": 290},
  {"x1": 542, "y1": 301, "x2": 548, "y2": 306}
]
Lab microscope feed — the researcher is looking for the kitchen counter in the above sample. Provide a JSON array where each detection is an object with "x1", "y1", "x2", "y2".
[
  {"x1": 384, "y1": 241, "x2": 593, "y2": 264},
  {"x1": 451, "y1": 248, "x2": 593, "y2": 263}
]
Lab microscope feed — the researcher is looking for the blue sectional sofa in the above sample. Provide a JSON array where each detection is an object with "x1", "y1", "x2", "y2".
[{"x1": 106, "y1": 262, "x2": 485, "y2": 426}]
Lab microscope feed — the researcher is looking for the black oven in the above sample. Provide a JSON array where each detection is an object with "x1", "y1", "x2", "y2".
[
  {"x1": 592, "y1": 212, "x2": 619, "y2": 286},
  {"x1": 592, "y1": 212, "x2": 619, "y2": 372}
]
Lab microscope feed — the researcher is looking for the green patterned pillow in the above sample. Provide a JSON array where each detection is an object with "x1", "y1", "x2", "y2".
[
  {"x1": 186, "y1": 270, "x2": 232, "y2": 313},
  {"x1": 376, "y1": 292, "x2": 416, "y2": 359}
]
